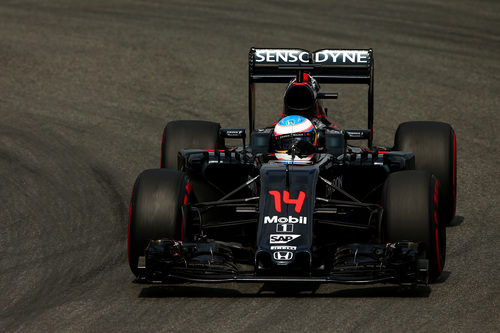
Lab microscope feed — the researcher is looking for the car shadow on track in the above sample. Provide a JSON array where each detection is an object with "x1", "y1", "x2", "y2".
[
  {"x1": 138, "y1": 283, "x2": 431, "y2": 298},
  {"x1": 448, "y1": 215, "x2": 464, "y2": 227},
  {"x1": 432, "y1": 271, "x2": 451, "y2": 284}
]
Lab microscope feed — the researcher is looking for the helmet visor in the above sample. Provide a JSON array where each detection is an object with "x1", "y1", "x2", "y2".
[{"x1": 275, "y1": 132, "x2": 316, "y2": 151}]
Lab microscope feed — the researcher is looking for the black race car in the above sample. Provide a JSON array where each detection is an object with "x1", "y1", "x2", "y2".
[{"x1": 128, "y1": 48, "x2": 456, "y2": 286}]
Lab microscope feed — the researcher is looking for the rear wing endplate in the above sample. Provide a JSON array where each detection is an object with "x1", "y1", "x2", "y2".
[{"x1": 248, "y1": 48, "x2": 374, "y2": 146}]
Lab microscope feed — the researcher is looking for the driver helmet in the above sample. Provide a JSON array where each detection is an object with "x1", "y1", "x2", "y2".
[{"x1": 273, "y1": 115, "x2": 317, "y2": 164}]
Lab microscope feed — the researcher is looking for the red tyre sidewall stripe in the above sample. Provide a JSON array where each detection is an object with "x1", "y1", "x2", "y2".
[
  {"x1": 180, "y1": 182, "x2": 193, "y2": 242},
  {"x1": 434, "y1": 211, "x2": 442, "y2": 273},
  {"x1": 434, "y1": 179, "x2": 443, "y2": 273},
  {"x1": 380, "y1": 198, "x2": 385, "y2": 243},
  {"x1": 127, "y1": 180, "x2": 137, "y2": 263},
  {"x1": 452, "y1": 131, "x2": 456, "y2": 216},
  {"x1": 160, "y1": 129, "x2": 165, "y2": 168}
]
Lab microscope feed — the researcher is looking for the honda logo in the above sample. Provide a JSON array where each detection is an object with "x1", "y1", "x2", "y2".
[{"x1": 273, "y1": 251, "x2": 293, "y2": 261}]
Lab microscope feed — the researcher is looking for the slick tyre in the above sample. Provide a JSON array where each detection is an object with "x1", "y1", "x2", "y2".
[
  {"x1": 382, "y1": 170, "x2": 445, "y2": 282},
  {"x1": 394, "y1": 121, "x2": 456, "y2": 225},
  {"x1": 161, "y1": 120, "x2": 224, "y2": 169},
  {"x1": 128, "y1": 169, "x2": 191, "y2": 276}
]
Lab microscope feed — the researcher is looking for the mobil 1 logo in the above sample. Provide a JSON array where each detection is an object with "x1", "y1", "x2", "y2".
[
  {"x1": 276, "y1": 224, "x2": 293, "y2": 233},
  {"x1": 264, "y1": 215, "x2": 307, "y2": 224}
]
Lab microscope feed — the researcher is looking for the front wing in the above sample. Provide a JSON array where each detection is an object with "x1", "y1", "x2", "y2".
[{"x1": 136, "y1": 239, "x2": 430, "y2": 286}]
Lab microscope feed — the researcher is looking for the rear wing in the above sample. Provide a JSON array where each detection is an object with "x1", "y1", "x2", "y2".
[{"x1": 248, "y1": 48, "x2": 374, "y2": 146}]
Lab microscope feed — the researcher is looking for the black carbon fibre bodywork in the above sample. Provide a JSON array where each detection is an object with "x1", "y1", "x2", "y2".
[{"x1": 136, "y1": 147, "x2": 425, "y2": 285}]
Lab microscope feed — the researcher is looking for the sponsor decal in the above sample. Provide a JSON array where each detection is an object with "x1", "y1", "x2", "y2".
[
  {"x1": 325, "y1": 175, "x2": 343, "y2": 197},
  {"x1": 268, "y1": 190, "x2": 306, "y2": 213},
  {"x1": 270, "y1": 234, "x2": 300, "y2": 244},
  {"x1": 273, "y1": 251, "x2": 293, "y2": 261},
  {"x1": 332, "y1": 175, "x2": 343, "y2": 188},
  {"x1": 346, "y1": 131, "x2": 366, "y2": 138},
  {"x1": 270, "y1": 245, "x2": 297, "y2": 250},
  {"x1": 276, "y1": 224, "x2": 293, "y2": 232},
  {"x1": 255, "y1": 50, "x2": 308, "y2": 63},
  {"x1": 314, "y1": 50, "x2": 368, "y2": 64},
  {"x1": 254, "y1": 50, "x2": 369, "y2": 65},
  {"x1": 225, "y1": 129, "x2": 244, "y2": 137},
  {"x1": 264, "y1": 216, "x2": 307, "y2": 225}
]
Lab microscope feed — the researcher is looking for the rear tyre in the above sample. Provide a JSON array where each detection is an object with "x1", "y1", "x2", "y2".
[
  {"x1": 382, "y1": 170, "x2": 445, "y2": 281},
  {"x1": 394, "y1": 121, "x2": 456, "y2": 225},
  {"x1": 128, "y1": 169, "x2": 191, "y2": 276},
  {"x1": 161, "y1": 120, "x2": 224, "y2": 169}
]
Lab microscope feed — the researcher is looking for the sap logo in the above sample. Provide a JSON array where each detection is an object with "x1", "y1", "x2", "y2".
[
  {"x1": 270, "y1": 245, "x2": 297, "y2": 250},
  {"x1": 264, "y1": 216, "x2": 307, "y2": 225},
  {"x1": 270, "y1": 234, "x2": 300, "y2": 244},
  {"x1": 276, "y1": 224, "x2": 293, "y2": 233},
  {"x1": 273, "y1": 251, "x2": 293, "y2": 261},
  {"x1": 268, "y1": 190, "x2": 306, "y2": 213}
]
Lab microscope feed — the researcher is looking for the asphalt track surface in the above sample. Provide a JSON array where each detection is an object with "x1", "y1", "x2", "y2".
[{"x1": 1, "y1": 1, "x2": 499, "y2": 332}]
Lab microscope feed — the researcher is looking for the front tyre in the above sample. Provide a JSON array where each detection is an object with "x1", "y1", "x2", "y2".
[
  {"x1": 128, "y1": 169, "x2": 191, "y2": 276},
  {"x1": 382, "y1": 170, "x2": 445, "y2": 282}
]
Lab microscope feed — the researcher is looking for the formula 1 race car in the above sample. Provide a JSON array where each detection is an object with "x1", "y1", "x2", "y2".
[{"x1": 128, "y1": 48, "x2": 456, "y2": 286}]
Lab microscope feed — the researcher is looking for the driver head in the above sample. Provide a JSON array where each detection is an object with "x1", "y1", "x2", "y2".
[{"x1": 273, "y1": 115, "x2": 317, "y2": 164}]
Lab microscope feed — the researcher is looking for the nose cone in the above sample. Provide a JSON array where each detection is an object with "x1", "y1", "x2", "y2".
[{"x1": 284, "y1": 84, "x2": 316, "y2": 117}]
